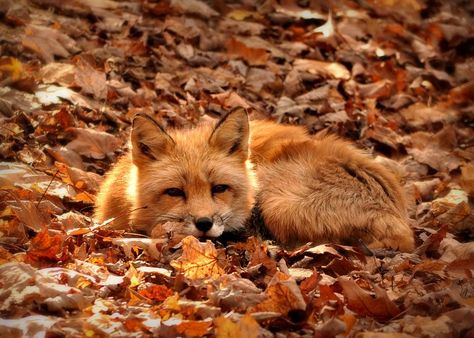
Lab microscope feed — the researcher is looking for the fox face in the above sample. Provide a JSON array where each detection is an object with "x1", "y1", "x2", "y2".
[{"x1": 128, "y1": 108, "x2": 254, "y2": 238}]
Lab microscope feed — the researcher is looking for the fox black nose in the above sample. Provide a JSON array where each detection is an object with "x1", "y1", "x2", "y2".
[{"x1": 195, "y1": 217, "x2": 213, "y2": 232}]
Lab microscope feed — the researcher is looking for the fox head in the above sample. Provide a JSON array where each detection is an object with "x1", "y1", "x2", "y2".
[{"x1": 128, "y1": 107, "x2": 254, "y2": 238}]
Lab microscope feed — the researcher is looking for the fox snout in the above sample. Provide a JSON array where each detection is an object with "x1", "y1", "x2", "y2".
[{"x1": 194, "y1": 217, "x2": 213, "y2": 232}]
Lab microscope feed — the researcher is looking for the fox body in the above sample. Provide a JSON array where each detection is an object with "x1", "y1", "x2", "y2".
[{"x1": 95, "y1": 108, "x2": 414, "y2": 251}]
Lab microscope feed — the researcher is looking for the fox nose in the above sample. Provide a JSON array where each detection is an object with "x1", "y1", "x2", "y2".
[{"x1": 195, "y1": 217, "x2": 213, "y2": 232}]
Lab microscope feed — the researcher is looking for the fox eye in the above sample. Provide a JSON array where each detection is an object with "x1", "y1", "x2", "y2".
[
  {"x1": 212, "y1": 184, "x2": 229, "y2": 194},
  {"x1": 164, "y1": 188, "x2": 185, "y2": 197}
]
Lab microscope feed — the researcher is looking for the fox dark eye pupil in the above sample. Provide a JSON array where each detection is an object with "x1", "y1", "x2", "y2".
[
  {"x1": 212, "y1": 184, "x2": 229, "y2": 194},
  {"x1": 165, "y1": 188, "x2": 185, "y2": 197}
]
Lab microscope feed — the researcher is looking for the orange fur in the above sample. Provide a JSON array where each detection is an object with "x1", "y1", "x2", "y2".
[{"x1": 95, "y1": 109, "x2": 414, "y2": 251}]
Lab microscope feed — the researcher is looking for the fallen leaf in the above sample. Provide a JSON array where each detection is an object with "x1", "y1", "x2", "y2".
[
  {"x1": 461, "y1": 164, "x2": 474, "y2": 197},
  {"x1": 293, "y1": 59, "x2": 351, "y2": 80},
  {"x1": 251, "y1": 271, "x2": 306, "y2": 318},
  {"x1": 0, "y1": 262, "x2": 88, "y2": 312},
  {"x1": 26, "y1": 229, "x2": 68, "y2": 263},
  {"x1": 214, "y1": 313, "x2": 260, "y2": 338},
  {"x1": 225, "y1": 38, "x2": 269, "y2": 66},
  {"x1": 139, "y1": 284, "x2": 174, "y2": 302},
  {"x1": 400, "y1": 102, "x2": 460, "y2": 129},
  {"x1": 22, "y1": 24, "x2": 79, "y2": 63},
  {"x1": 175, "y1": 320, "x2": 211, "y2": 337},
  {"x1": 170, "y1": 236, "x2": 225, "y2": 280},
  {"x1": 65, "y1": 128, "x2": 122, "y2": 159},
  {"x1": 338, "y1": 277, "x2": 400, "y2": 321},
  {"x1": 72, "y1": 55, "x2": 107, "y2": 99},
  {"x1": 170, "y1": 0, "x2": 218, "y2": 19},
  {"x1": 39, "y1": 62, "x2": 76, "y2": 87}
]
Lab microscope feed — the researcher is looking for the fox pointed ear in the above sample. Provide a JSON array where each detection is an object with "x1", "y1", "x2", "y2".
[
  {"x1": 209, "y1": 107, "x2": 249, "y2": 160},
  {"x1": 131, "y1": 113, "x2": 175, "y2": 164}
]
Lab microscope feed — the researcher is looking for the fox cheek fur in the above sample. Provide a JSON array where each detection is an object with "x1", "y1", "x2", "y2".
[{"x1": 94, "y1": 108, "x2": 255, "y2": 238}]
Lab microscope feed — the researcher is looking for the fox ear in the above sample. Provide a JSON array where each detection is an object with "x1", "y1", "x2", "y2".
[
  {"x1": 209, "y1": 107, "x2": 249, "y2": 160},
  {"x1": 131, "y1": 113, "x2": 175, "y2": 164}
]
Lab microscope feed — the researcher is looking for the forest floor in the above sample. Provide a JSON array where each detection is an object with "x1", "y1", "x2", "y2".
[{"x1": 0, "y1": 0, "x2": 473, "y2": 337}]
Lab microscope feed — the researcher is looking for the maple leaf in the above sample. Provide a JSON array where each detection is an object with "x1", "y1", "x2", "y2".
[
  {"x1": 26, "y1": 228, "x2": 68, "y2": 263},
  {"x1": 170, "y1": 236, "x2": 225, "y2": 280}
]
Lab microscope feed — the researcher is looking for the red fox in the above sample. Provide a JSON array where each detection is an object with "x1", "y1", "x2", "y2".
[{"x1": 95, "y1": 108, "x2": 415, "y2": 252}]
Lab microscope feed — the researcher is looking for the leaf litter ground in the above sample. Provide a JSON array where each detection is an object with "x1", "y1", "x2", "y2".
[{"x1": 0, "y1": 0, "x2": 473, "y2": 337}]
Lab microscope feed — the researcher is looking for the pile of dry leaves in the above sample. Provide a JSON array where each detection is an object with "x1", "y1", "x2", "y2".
[{"x1": 0, "y1": 0, "x2": 473, "y2": 336}]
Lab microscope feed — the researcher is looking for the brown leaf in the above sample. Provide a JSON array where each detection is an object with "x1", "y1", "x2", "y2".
[
  {"x1": 300, "y1": 270, "x2": 319, "y2": 295},
  {"x1": 208, "y1": 275, "x2": 265, "y2": 312},
  {"x1": 39, "y1": 62, "x2": 76, "y2": 87},
  {"x1": 338, "y1": 277, "x2": 400, "y2": 321},
  {"x1": 293, "y1": 59, "x2": 351, "y2": 80},
  {"x1": 170, "y1": 0, "x2": 218, "y2": 19},
  {"x1": 461, "y1": 164, "x2": 474, "y2": 197},
  {"x1": 55, "y1": 162, "x2": 102, "y2": 194},
  {"x1": 65, "y1": 128, "x2": 122, "y2": 159},
  {"x1": 35, "y1": 84, "x2": 98, "y2": 110},
  {"x1": 22, "y1": 24, "x2": 79, "y2": 63},
  {"x1": 400, "y1": 102, "x2": 460, "y2": 129},
  {"x1": 72, "y1": 55, "x2": 107, "y2": 99},
  {"x1": 45, "y1": 146, "x2": 85, "y2": 170}
]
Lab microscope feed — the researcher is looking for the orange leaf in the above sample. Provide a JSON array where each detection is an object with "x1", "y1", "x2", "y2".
[
  {"x1": 175, "y1": 320, "x2": 211, "y2": 337},
  {"x1": 139, "y1": 284, "x2": 174, "y2": 302},
  {"x1": 123, "y1": 317, "x2": 145, "y2": 332},
  {"x1": 170, "y1": 236, "x2": 225, "y2": 280},
  {"x1": 300, "y1": 270, "x2": 319, "y2": 295},
  {"x1": 26, "y1": 228, "x2": 67, "y2": 263},
  {"x1": 252, "y1": 271, "x2": 306, "y2": 315},
  {"x1": 225, "y1": 38, "x2": 269, "y2": 66}
]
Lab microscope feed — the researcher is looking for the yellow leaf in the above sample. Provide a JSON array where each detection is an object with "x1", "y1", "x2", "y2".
[
  {"x1": 125, "y1": 264, "x2": 141, "y2": 288},
  {"x1": 74, "y1": 191, "x2": 96, "y2": 203},
  {"x1": 214, "y1": 314, "x2": 260, "y2": 338},
  {"x1": 163, "y1": 293, "x2": 181, "y2": 312},
  {"x1": 0, "y1": 57, "x2": 24, "y2": 81},
  {"x1": 226, "y1": 9, "x2": 260, "y2": 21}
]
